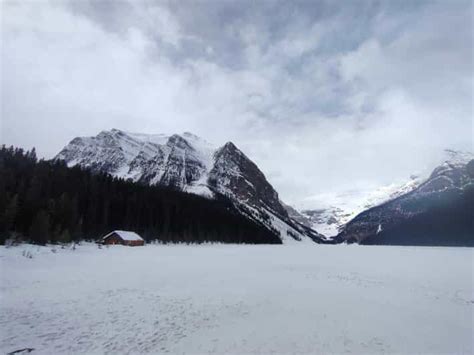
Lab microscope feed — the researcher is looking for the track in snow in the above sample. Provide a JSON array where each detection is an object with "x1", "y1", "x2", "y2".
[{"x1": 1, "y1": 243, "x2": 472, "y2": 353}]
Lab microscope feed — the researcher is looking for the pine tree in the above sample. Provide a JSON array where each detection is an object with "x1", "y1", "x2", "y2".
[
  {"x1": 29, "y1": 210, "x2": 50, "y2": 245},
  {"x1": 73, "y1": 217, "x2": 83, "y2": 241},
  {"x1": 26, "y1": 148, "x2": 37, "y2": 163},
  {"x1": 3, "y1": 194, "x2": 18, "y2": 232},
  {"x1": 58, "y1": 229, "x2": 71, "y2": 244},
  {"x1": 51, "y1": 224, "x2": 62, "y2": 244}
]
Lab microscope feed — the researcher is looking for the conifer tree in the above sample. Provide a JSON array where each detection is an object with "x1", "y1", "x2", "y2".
[
  {"x1": 3, "y1": 194, "x2": 18, "y2": 233},
  {"x1": 29, "y1": 210, "x2": 50, "y2": 245},
  {"x1": 58, "y1": 229, "x2": 71, "y2": 244}
]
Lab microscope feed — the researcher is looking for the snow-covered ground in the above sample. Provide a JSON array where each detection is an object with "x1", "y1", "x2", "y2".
[{"x1": 1, "y1": 243, "x2": 473, "y2": 354}]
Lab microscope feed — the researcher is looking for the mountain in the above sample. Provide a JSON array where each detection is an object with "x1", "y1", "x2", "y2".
[
  {"x1": 56, "y1": 130, "x2": 214, "y2": 195},
  {"x1": 56, "y1": 129, "x2": 324, "y2": 243},
  {"x1": 0, "y1": 146, "x2": 281, "y2": 245},
  {"x1": 293, "y1": 176, "x2": 423, "y2": 238},
  {"x1": 290, "y1": 149, "x2": 472, "y2": 239},
  {"x1": 336, "y1": 152, "x2": 474, "y2": 246}
]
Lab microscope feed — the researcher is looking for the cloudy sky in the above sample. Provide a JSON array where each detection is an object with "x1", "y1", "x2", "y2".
[{"x1": 1, "y1": 0, "x2": 472, "y2": 207}]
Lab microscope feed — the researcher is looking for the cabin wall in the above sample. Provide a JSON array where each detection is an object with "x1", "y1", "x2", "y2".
[
  {"x1": 125, "y1": 240, "x2": 145, "y2": 246},
  {"x1": 103, "y1": 234, "x2": 123, "y2": 245}
]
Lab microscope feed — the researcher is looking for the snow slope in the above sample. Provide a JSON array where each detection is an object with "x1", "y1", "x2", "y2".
[
  {"x1": 1, "y1": 243, "x2": 472, "y2": 354},
  {"x1": 295, "y1": 149, "x2": 473, "y2": 238},
  {"x1": 297, "y1": 176, "x2": 423, "y2": 237}
]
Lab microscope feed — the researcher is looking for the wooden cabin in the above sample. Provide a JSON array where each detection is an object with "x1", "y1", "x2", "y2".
[{"x1": 100, "y1": 230, "x2": 145, "y2": 246}]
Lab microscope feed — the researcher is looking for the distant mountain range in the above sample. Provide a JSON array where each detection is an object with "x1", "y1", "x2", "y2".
[
  {"x1": 292, "y1": 150, "x2": 473, "y2": 239},
  {"x1": 336, "y1": 151, "x2": 474, "y2": 246},
  {"x1": 56, "y1": 129, "x2": 324, "y2": 244},
  {"x1": 294, "y1": 176, "x2": 424, "y2": 237},
  {"x1": 56, "y1": 130, "x2": 473, "y2": 246}
]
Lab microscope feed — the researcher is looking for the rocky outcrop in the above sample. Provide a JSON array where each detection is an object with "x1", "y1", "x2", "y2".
[{"x1": 209, "y1": 142, "x2": 288, "y2": 218}]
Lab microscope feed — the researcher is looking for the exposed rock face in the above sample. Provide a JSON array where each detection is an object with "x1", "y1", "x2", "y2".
[
  {"x1": 282, "y1": 203, "x2": 313, "y2": 228},
  {"x1": 155, "y1": 134, "x2": 207, "y2": 188},
  {"x1": 337, "y1": 157, "x2": 474, "y2": 246},
  {"x1": 209, "y1": 142, "x2": 288, "y2": 218},
  {"x1": 56, "y1": 129, "x2": 214, "y2": 194},
  {"x1": 56, "y1": 129, "x2": 324, "y2": 243}
]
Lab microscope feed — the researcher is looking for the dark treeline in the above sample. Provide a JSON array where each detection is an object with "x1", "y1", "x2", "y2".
[
  {"x1": 361, "y1": 186, "x2": 474, "y2": 247},
  {"x1": 0, "y1": 146, "x2": 281, "y2": 245}
]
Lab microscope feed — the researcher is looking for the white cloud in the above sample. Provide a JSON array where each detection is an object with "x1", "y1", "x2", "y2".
[{"x1": 1, "y1": 0, "x2": 472, "y2": 206}]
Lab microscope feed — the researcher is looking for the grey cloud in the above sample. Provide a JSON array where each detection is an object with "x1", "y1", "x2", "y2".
[
  {"x1": 1, "y1": 0, "x2": 472, "y2": 206},
  {"x1": 67, "y1": 0, "x2": 135, "y2": 34}
]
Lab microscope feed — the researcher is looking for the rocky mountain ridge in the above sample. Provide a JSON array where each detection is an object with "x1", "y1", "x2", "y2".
[
  {"x1": 293, "y1": 176, "x2": 423, "y2": 237},
  {"x1": 56, "y1": 129, "x2": 324, "y2": 243},
  {"x1": 289, "y1": 149, "x2": 472, "y2": 239},
  {"x1": 336, "y1": 153, "x2": 474, "y2": 246}
]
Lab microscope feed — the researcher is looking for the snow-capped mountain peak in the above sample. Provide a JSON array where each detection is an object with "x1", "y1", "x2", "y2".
[
  {"x1": 56, "y1": 129, "x2": 324, "y2": 243},
  {"x1": 443, "y1": 149, "x2": 473, "y2": 166},
  {"x1": 337, "y1": 154, "x2": 474, "y2": 245},
  {"x1": 289, "y1": 148, "x2": 473, "y2": 239}
]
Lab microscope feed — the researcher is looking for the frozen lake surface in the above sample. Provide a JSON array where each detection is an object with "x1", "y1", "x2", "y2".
[{"x1": 1, "y1": 243, "x2": 473, "y2": 354}]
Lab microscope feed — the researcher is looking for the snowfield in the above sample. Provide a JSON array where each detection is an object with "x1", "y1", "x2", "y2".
[{"x1": 1, "y1": 243, "x2": 473, "y2": 354}]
